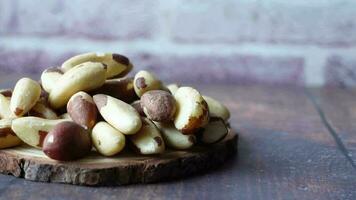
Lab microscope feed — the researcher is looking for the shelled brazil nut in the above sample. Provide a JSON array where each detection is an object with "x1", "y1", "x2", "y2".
[
  {"x1": 40, "y1": 67, "x2": 63, "y2": 93},
  {"x1": 91, "y1": 122, "x2": 126, "y2": 156},
  {"x1": 203, "y1": 96, "x2": 230, "y2": 121},
  {"x1": 141, "y1": 90, "x2": 176, "y2": 122},
  {"x1": 0, "y1": 93, "x2": 12, "y2": 119},
  {"x1": 0, "y1": 119, "x2": 22, "y2": 149},
  {"x1": 133, "y1": 70, "x2": 162, "y2": 97},
  {"x1": 11, "y1": 78, "x2": 41, "y2": 117},
  {"x1": 197, "y1": 117, "x2": 228, "y2": 144},
  {"x1": 61, "y1": 52, "x2": 133, "y2": 79},
  {"x1": 166, "y1": 83, "x2": 179, "y2": 95},
  {"x1": 67, "y1": 91, "x2": 97, "y2": 129},
  {"x1": 49, "y1": 62, "x2": 106, "y2": 109},
  {"x1": 93, "y1": 94, "x2": 142, "y2": 135},
  {"x1": 154, "y1": 122, "x2": 195, "y2": 150},
  {"x1": 174, "y1": 87, "x2": 209, "y2": 134},
  {"x1": 129, "y1": 118, "x2": 165, "y2": 154}
]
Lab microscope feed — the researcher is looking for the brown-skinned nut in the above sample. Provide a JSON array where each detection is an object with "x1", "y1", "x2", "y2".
[
  {"x1": 141, "y1": 90, "x2": 176, "y2": 122},
  {"x1": 11, "y1": 78, "x2": 41, "y2": 117},
  {"x1": 67, "y1": 91, "x2": 97, "y2": 129},
  {"x1": 61, "y1": 52, "x2": 133, "y2": 79},
  {"x1": 43, "y1": 121, "x2": 92, "y2": 161},
  {"x1": 90, "y1": 77, "x2": 138, "y2": 103},
  {"x1": 174, "y1": 87, "x2": 209, "y2": 134},
  {"x1": 133, "y1": 70, "x2": 161, "y2": 97},
  {"x1": 130, "y1": 100, "x2": 145, "y2": 116}
]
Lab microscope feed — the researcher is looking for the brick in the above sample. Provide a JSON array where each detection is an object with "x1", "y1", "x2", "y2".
[
  {"x1": 0, "y1": 0, "x2": 12, "y2": 31},
  {"x1": 1, "y1": 0, "x2": 158, "y2": 40},
  {"x1": 129, "y1": 53, "x2": 305, "y2": 85},
  {"x1": 0, "y1": 49, "x2": 76, "y2": 74},
  {"x1": 0, "y1": 48, "x2": 305, "y2": 85},
  {"x1": 170, "y1": 0, "x2": 356, "y2": 46},
  {"x1": 325, "y1": 55, "x2": 356, "y2": 88}
]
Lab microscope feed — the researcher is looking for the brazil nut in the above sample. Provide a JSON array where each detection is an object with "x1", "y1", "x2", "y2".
[
  {"x1": 61, "y1": 52, "x2": 133, "y2": 79},
  {"x1": 43, "y1": 121, "x2": 92, "y2": 161},
  {"x1": 133, "y1": 70, "x2": 162, "y2": 97},
  {"x1": 40, "y1": 67, "x2": 63, "y2": 93},
  {"x1": 91, "y1": 122, "x2": 126, "y2": 156},
  {"x1": 154, "y1": 122, "x2": 195, "y2": 150},
  {"x1": 0, "y1": 94, "x2": 12, "y2": 119},
  {"x1": 203, "y1": 95, "x2": 230, "y2": 121},
  {"x1": 93, "y1": 94, "x2": 142, "y2": 135},
  {"x1": 140, "y1": 90, "x2": 176, "y2": 122},
  {"x1": 129, "y1": 118, "x2": 165, "y2": 155},
  {"x1": 0, "y1": 119, "x2": 22, "y2": 149},
  {"x1": 197, "y1": 117, "x2": 228, "y2": 144},
  {"x1": 49, "y1": 62, "x2": 106, "y2": 109},
  {"x1": 166, "y1": 84, "x2": 179, "y2": 95},
  {"x1": 91, "y1": 77, "x2": 138, "y2": 103},
  {"x1": 67, "y1": 91, "x2": 97, "y2": 129},
  {"x1": 174, "y1": 87, "x2": 209, "y2": 134},
  {"x1": 10, "y1": 78, "x2": 41, "y2": 117}
]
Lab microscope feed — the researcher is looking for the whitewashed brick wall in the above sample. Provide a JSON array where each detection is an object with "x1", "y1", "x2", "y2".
[{"x1": 1, "y1": 0, "x2": 356, "y2": 86}]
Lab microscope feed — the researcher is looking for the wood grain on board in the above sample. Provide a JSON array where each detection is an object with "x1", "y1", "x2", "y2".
[{"x1": 0, "y1": 132, "x2": 237, "y2": 186}]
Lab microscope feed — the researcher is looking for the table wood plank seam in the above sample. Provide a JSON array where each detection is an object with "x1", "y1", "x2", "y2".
[{"x1": 305, "y1": 88, "x2": 356, "y2": 170}]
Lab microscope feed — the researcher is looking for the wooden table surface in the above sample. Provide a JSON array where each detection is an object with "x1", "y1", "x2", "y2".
[{"x1": 0, "y1": 73, "x2": 355, "y2": 200}]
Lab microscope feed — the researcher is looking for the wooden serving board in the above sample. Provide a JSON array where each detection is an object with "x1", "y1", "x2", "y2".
[{"x1": 0, "y1": 131, "x2": 238, "y2": 186}]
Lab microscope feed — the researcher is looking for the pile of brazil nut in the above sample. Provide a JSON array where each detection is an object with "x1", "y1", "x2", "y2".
[{"x1": 0, "y1": 52, "x2": 231, "y2": 161}]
